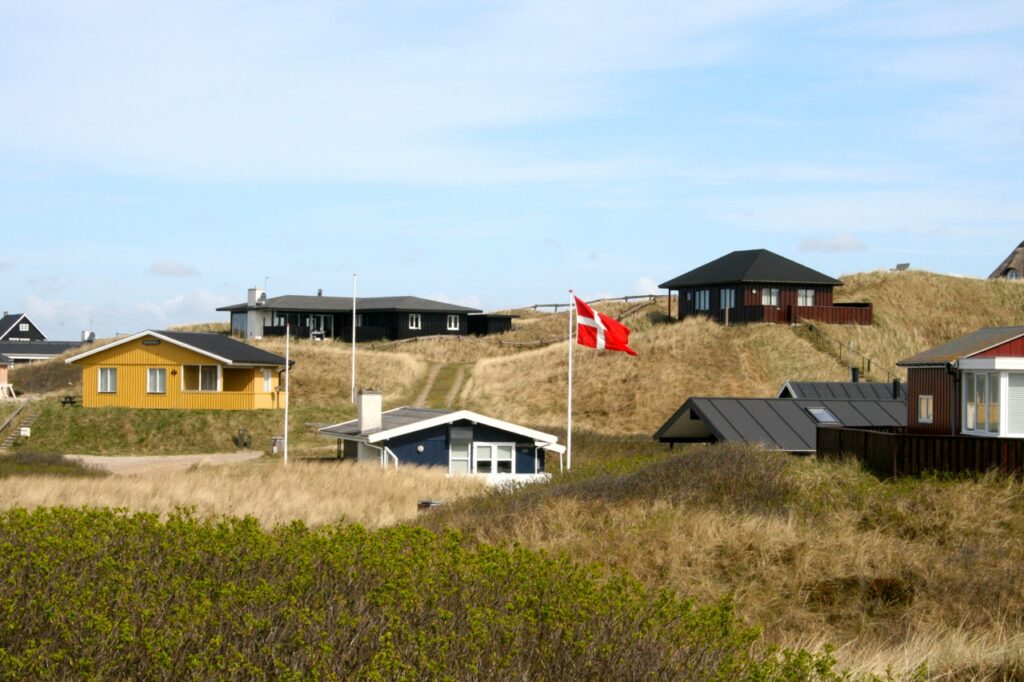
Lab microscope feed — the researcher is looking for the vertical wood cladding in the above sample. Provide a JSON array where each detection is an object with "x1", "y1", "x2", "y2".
[
  {"x1": 671, "y1": 284, "x2": 868, "y2": 324},
  {"x1": 907, "y1": 367, "x2": 958, "y2": 435},
  {"x1": 974, "y1": 336, "x2": 1024, "y2": 358}
]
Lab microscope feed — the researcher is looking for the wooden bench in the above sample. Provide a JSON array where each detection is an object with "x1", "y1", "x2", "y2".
[{"x1": 60, "y1": 395, "x2": 78, "y2": 407}]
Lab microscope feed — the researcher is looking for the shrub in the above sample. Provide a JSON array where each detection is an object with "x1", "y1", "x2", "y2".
[{"x1": 0, "y1": 507, "x2": 842, "y2": 680}]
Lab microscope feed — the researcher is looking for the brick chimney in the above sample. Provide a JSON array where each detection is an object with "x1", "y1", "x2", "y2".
[{"x1": 357, "y1": 390, "x2": 382, "y2": 434}]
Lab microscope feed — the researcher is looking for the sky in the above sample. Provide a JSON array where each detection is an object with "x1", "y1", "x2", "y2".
[{"x1": 1, "y1": 0, "x2": 1022, "y2": 337}]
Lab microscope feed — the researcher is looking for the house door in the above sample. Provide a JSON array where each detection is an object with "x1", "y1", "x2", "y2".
[{"x1": 472, "y1": 443, "x2": 514, "y2": 474}]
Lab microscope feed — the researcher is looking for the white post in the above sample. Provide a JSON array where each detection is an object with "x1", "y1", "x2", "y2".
[
  {"x1": 566, "y1": 290, "x2": 574, "y2": 472},
  {"x1": 351, "y1": 273, "x2": 357, "y2": 403},
  {"x1": 284, "y1": 323, "x2": 290, "y2": 466}
]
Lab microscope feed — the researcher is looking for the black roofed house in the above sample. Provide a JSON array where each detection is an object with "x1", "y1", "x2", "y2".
[
  {"x1": 319, "y1": 390, "x2": 564, "y2": 484},
  {"x1": 653, "y1": 396, "x2": 906, "y2": 453},
  {"x1": 989, "y1": 241, "x2": 1024, "y2": 281},
  {"x1": 0, "y1": 311, "x2": 86, "y2": 363},
  {"x1": 659, "y1": 249, "x2": 872, "y2": 325},
  {"x1": 218, "y1": 288, "x2": 513, "y2": 341}
]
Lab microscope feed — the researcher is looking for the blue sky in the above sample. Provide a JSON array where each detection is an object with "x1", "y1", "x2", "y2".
[{"x1": 1, "y1": 1, "x2": 1022, "y2": 337}]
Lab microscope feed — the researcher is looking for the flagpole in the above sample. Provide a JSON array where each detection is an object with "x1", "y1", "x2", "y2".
[
  {"x1": 284, "y1": 322, "x2": 290, "y2": 466},
  {"x1": 351, "y1": 273, "x2": 357, "y2": 403},
  {"x1": 567, "y1": 290, "x2": 574, "y2": 472}
]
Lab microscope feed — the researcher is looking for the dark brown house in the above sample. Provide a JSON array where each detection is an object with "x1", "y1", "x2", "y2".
[{"x1": 659, "y1": 249, "x2": 872, "y2": 325}]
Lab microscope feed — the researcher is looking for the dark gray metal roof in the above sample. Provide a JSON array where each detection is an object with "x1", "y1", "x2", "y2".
[
  {"x1": 898, "y1": 326, "x2": 1024, "y2": 366},
  {"x1": 0, "y1": 314, "x2": 24, "y2": 339},
  {"x1": 654, "y1": 397, "x2": 906, "y2": 452},
  {"x1": 778, "y1": 381, "x2": 906, "y2": 400},
  {"x1": 320, "y1": 407, "x2": 454, "y2": 438},
  {"x1": 217, "y1": 295, "x2": 481, "y2": 314},
  {"x1": 659, "y1": 249, "x2": 842, "y2": 289},
  {"x1": 0, "y1": 340, "x2": 84, "y2": 358},
  {"x1": 157, "y1": 331, "x2": 288, "y2": 366}
]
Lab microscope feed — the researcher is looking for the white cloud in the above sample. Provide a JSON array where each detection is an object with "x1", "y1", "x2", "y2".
[
  {"x1": 799, "y1": 233, "x2": 868, "y2": 253},
  {"x1": 149, "y1": 259, "x2": 200, "y2": 277},
  {"x1": 633, "y1": 276, "x2": 662, "y2": 295},
  {"x1": 134, "y1": 289, "x2": 232, "y2": 327}
]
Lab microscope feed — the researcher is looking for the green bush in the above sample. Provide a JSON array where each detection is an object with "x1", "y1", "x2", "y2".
[{"x1": 0, "y1": 507, "x2": 842, "y2": 680}]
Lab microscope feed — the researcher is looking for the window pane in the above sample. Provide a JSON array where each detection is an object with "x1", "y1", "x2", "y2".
[
  {"x1": 965, "y1": 374, "x2": 976, "y2": 430},
  {"x1": 475, "y1": 460, "x2": 492, "y2": 474},
  {"x1": 496, "y1": 460, "x2": 512, "y2": 474},
  {"x1": 1009, "y1": 374, "x2": 1024, "y2": 434},
  {"x1": 476, "y1": 445, "x2": 493, "y2": 461},
  {"x1": 496, "y1": 445, "x2": 514, "y2": 459},
  {"x1": 200, "y1": 366, "x2": 218, "y2": 391},
  {"x1": 989, "y1": 373, "x2": 1000, "y2": 433},
  {"x1": 184, "y1": 365, "x2": 199, "y2": 391},
  {"x1": 450, "y1": 459, "x2": 470, "y2": 474},
  {"x1": 450, "y1": 442, "x2": 469, "y2": 458}
]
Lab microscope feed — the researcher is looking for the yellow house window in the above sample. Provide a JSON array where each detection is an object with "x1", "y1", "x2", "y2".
[
  {"x1": 98, "y1": 367, "x2": 117, "y2": 393},
  {"x1": 147, "y1": 368, "x2": 167, "y2": 394},
  {"x1": 263, "y1": 369, "x2": 272, "y2": 392},
  {"x1": 183, "y1": 365, "x2": 219, "y2": 392}
]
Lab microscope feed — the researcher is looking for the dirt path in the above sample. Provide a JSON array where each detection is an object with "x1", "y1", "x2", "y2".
[
  {"x1": 414, "y1": 363, "x2": 442, "y2": 407},
  {"x1": 65, "y1": 451, "x2": 265, "y2": 475},
  {"x1": 445, "y1": 365, "x2": 467, "y2": 408}
]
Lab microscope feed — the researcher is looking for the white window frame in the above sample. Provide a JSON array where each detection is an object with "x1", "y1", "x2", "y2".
[
  {"x1": 761, "y1": 288, "x2": 780, "y2": 306},
  {"x1": 182, "y1": 364, "x2": 222, "y2": 393},
  {"x1": 408, "y1": 313, "x2": 422, "y2": 330},
  {"x1": 263, "y1": 369, "x2": 272, "y2": 393},
  {"x1": 449, "y1": 440, "x2": 471, "y2": 474},
  {"x1": 98, "y1": 367, "x2": 117, "y2": 394},
  {"x1": 147, "y1": 367, "x2": 167, "y2": 394},
  {"x1": 797, "y1": 289, "x2": 816, "y2": 307},
  {"x1": 918, "y1": 394, "x2": 933, "y2": 424},
  {"x1": 472, "y1": 442, "x2": 515, "y2": 475},
  {"x1": 18, "y1": 323, "x2": 28, "y2": 332},
  {"x1": 695, "y1": 290, "x2": 710, "y2": 311},
  {"x1": 446, "y1": 314, "x2": 460, "y2": 331},
  {"x1": 962, "y1": 371, "x2": 1005, "y2": 437}
]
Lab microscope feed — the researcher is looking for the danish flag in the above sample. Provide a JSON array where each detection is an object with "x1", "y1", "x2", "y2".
[{"x1": 574, "y1": 296, "x2": 638, "y2": 356}]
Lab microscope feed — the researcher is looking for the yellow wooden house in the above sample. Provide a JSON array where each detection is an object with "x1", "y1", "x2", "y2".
[{"x1": 65, "y1": 330, "x2": 289, "y2": 410}]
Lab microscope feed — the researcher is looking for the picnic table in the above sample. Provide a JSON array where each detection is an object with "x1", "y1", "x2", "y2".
[{"x1": 60, "y1": 395, "x2": 78, "y2": 407}]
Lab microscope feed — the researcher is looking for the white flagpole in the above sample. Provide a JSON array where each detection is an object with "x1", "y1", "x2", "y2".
[
  {"x1": 284, "y1": 322, "x2": 290, "y2": 466},
  {"x1": 567, "y1": 290, "x2": 574, "y2": 472},
  {"x1": 351, "y1": 273, "x2": 357, "y2": 403}
]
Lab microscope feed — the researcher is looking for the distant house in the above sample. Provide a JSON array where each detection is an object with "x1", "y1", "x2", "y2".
[
  {"x1": 65, "y1": 330, "x2": 289, "y2": 410},
  {"x1": 218, "y1": 289, "x2": 513, "y2": 341},
  {"x1": 897, "y1": 326, "x2": 1024, "y2": 437},
  {"x1": 0, "y1": 353, "x2": 13, "y2": 399},
  {"x1": 319, "y1": 390, "x2": 563, "y2": 484},
  {"x1": 989, "y1": 241, "x2": 1024, "y2": 281},
  {"x1": 659, "y1": 249, "x2": 872, "y2": 325},
  {"x1": 653, "y1": 395, "x2": 905, "y2": 453},
  {"x1": 0, "y1": 312, "x2": 85, "y2": 363}
]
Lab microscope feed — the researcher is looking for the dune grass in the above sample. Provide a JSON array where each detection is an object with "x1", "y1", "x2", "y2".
[
  {"x1": 420, "y1": 441, "x2": 1024, "y2": 679},
  {"x1": 0, "y1": 460, "x2": 485, "y2": 528}
]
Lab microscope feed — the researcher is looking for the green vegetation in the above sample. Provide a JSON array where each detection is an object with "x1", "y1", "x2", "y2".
[
  {"x1": 0, "y1": 507, "x2": 843, "y2": 680},
  {"x1": 0, "y1": 451, "x2": 106, "y2": 478}
]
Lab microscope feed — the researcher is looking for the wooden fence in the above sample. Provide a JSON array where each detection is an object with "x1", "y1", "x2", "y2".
[{"x1": 817, "y1": 426, "x2": 1024, "y2": 477}]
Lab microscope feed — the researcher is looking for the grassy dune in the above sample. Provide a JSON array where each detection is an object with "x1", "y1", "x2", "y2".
[{"x1": 423, "y1": 443, "x2": 1024, "y2": 679}]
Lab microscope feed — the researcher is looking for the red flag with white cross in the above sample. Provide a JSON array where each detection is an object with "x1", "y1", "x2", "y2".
[{"x1": 573, "y1": 296, "x2": 638, "y2": 356}]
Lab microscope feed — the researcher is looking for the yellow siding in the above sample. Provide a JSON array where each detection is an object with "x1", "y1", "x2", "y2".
[{"x1": 74, "y1": 335, "x2": 283, "y2": 410}]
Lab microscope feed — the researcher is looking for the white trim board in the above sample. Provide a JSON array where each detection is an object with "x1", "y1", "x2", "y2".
[
  {"x1": 959, "y1": 358, "x2": 1024, "y2": 371},
  {"x1": 65, "y1": 330, "x2": 233, "y2": 366}
]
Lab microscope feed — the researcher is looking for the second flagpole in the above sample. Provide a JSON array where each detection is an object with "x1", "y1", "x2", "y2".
[{"x1": 567, "y1": 290, "x2": 574, "y2": 472}]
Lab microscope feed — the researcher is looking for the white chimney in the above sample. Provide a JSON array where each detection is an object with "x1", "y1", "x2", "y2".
[
  {"x1": 357, "y1": 390, "x2": 383, "y2": 434},
  {"x1": 247, "y1": 288, "x2": 265, "y2": 306}
]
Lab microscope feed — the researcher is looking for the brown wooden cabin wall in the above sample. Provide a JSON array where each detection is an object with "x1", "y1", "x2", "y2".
[{"x1": 907, "y1": 366, "x2": 958, "y2": 435}]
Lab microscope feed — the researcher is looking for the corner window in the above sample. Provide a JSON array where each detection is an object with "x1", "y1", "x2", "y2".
[
  {"x1": 761, "y1": 288, "x2": 780, "y2": 306},
  {"x1": 918, "y1": 395, "x2": 933, "y2": 423},
  {"x1": 695, "y1": 290, "x2": 710, "y2": 311},
  {"x1": 797, "y1": 289, "x2": 816, "y2": 306},
  {"x1": 98, "y1": 367, "x2": 117, "y2": 393},
  {"x1": 446, "y1": 314, "x2": 460, "y2": 331},
  {"x1": 408, "y1": 313, "x2": 422, "y2": 330},
  {"x1": 964, "y1": 371, "x2": 1002, "y2": 435},
  {"x1": 183, "y1": 365, "x2": 219, "y2": 392},
  {"x1": 147, "y1": 368, "x2": 166, "y2": 394}
]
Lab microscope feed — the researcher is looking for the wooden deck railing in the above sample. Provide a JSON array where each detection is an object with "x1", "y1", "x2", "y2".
[{"x1": 817, "y1": 426, "x2": 1024, "y2": 477}]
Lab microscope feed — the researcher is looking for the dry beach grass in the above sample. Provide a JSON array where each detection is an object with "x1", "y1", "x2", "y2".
[{"x1": 0, "y1": 459, "x2": 485, "y2": 528}]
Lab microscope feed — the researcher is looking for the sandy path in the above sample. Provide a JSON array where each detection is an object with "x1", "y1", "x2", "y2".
[{"x1": 65, "y1": 451, "x2": 265, "y2": 475}]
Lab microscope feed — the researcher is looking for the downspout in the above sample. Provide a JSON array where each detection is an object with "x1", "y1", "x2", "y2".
[{"x1": 949, "y1": 361, "x2": 959, "y2": 436}]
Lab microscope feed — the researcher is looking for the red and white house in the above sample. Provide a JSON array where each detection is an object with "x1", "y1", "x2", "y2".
[{"x1": 899, "y1": 326, "x2": 1024, "y2": 438}]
